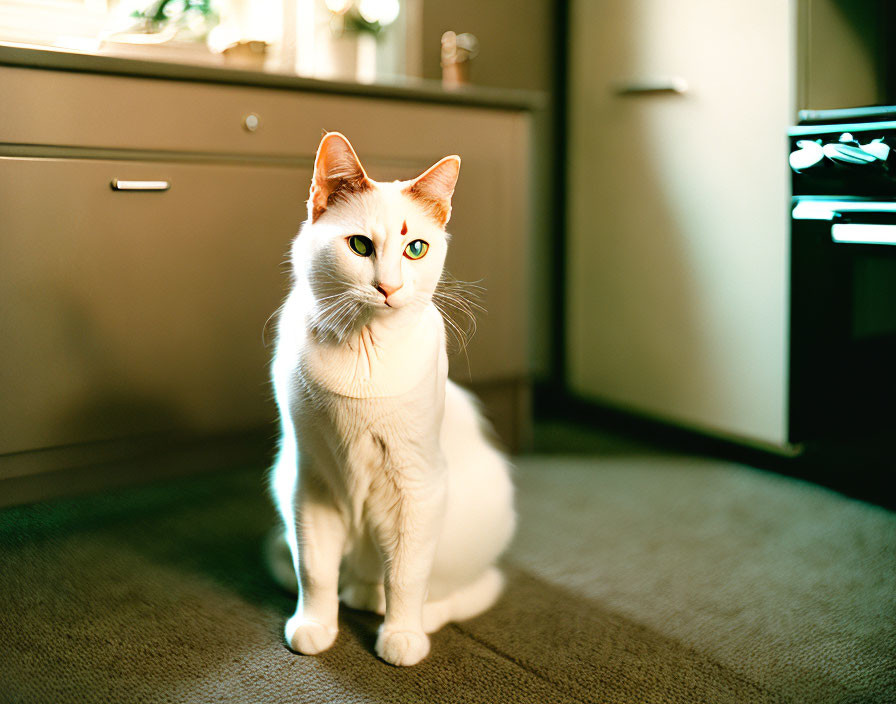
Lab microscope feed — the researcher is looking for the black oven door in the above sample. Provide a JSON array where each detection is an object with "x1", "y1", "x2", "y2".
[{"x1": 790, "y1": 199, "x2": 896, "y2": 446}]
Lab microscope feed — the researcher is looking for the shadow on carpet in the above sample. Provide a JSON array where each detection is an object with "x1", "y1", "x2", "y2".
[{"x1": 0, "y1": 464, "x2": 836, "y2": 703}]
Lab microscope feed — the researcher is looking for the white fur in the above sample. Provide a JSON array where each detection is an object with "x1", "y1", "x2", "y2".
[{"x1": 268, "y1": 135, "x2": 515, "y2": 666}]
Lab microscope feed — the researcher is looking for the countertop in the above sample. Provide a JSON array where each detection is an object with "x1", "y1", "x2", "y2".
[{"x1": 0, "y1": 42, "x2": 546, "y2": 112}]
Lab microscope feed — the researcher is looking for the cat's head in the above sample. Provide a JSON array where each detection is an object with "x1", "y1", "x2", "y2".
[{"x1": 292, "y1": 132, "x2": 460, "y2": 340}]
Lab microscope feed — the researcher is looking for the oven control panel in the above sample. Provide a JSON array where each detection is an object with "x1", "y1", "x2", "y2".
[
  {"x1": 790, "y1": 133, "x2": 890, "y2": 172},
  {"x1": 789, "y1": 115, "x2": 896, "y2": 197}
]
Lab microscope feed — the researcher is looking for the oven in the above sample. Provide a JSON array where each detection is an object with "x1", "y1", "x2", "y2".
[{"x1": 788, "y1": 107, "x2": 896, "y2": 448}]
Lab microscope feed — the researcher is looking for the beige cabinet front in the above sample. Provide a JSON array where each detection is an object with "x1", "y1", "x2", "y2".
[
  {"x1": 0, "y1": 156, "x2": 308, "y2": 455},
  {"x1": 567, "y1": 0, "x2": 794, "y2": 447},
  {"x1": 1, "y1": 150, "x2": 529, "y2": 456}
]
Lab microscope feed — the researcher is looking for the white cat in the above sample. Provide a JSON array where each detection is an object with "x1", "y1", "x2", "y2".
[{"x1": 267, "y1": 132, "x2": 516, "y2": 667}]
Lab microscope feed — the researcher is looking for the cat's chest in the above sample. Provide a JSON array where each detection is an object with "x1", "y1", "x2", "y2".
[
  {"x1": 300, "y1": 307, "x2": 446, "y2": 399},
  {"x1": 296, "y1": 362, "x2": 447, "y2": 484}
]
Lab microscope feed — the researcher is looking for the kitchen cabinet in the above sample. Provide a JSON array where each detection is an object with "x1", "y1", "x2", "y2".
[
  {"x1": 0, "y1": 49, "x2": 538, "y2": 499},
  {"x1": 0, "y1": 157, "x2": 306, "y2": 454}
]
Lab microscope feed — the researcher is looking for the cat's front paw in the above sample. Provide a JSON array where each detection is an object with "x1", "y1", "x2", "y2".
[
  {"x1": 285, "y1": 615, "x2": 338, "y2": 655},
  {"x1": 375, "y1": 627, "x2": 430, "y2": 666}
]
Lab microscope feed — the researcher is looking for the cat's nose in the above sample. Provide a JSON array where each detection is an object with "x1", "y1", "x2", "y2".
[{"x1": 376, "y1": 282, "x2": 402, "y2": 299}]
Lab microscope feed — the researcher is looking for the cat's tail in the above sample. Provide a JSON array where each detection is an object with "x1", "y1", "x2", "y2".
[
  {"x1": 263, "y1": 527, "x2": 299, "y2": 594},
  {"x1": 422, "y1": 567, "x2": 505, "y2": 634}
]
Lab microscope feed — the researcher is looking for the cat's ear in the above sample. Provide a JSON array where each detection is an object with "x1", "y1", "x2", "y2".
[
  {"x1": 309, "y1": 132, "x2": 372, "y2": 222},
  {"x1": 402, "y1": 156, "x2": 461, "y2": 226}
]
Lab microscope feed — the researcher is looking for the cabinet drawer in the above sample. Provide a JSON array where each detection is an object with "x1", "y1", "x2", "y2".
[
  {"x1": 0, "y1": 65, "x2": 524, "y2": 165},
  {"x1": 0, "y1": 156, "x2": 307, "y2": 455}
]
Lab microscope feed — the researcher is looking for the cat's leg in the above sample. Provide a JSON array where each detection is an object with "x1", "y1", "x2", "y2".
[
  {"x1": 369, "y1": 466, "x2": 446, "y2": 666},
  {"x1": 284, "y1": 475, "x2": 347, "y2": 655}
]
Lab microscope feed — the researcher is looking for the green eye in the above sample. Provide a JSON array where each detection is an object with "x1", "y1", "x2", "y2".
[
  {"x1": 348, "y1": 235, "x2": 373, "y2": 257},
  {"x1": 404, "y1": 239, "x2": 429, "y2": 260}
]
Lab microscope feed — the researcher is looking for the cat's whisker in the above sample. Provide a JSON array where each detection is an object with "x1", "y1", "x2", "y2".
[
  {"x1": 262, "y1": 300, "x2": 287, "y2": 348},
  {"x1": 438, "y1": 288, "x2": 486, "y2": 311},
  {"x1": 434, "y1": 300, "x2": 475, "y2": 380},
  {"x1": 308, "y1": 292, "x2": 356, "y2": 339},
  {"x1": 329, "y1": 301, "x2": 358, "y2": 336},
  {"x1": 311, "y1": 299, "x2": 346, "y2": 326},
  {"x1": 317, "y1": 294, "x2": 367, "y2": 343},
  {"x1": 429, "y1": 273, "x2": 485, "y2": 357},
  {"x1": 434, "y1": 299, "x2": 473, "y2": 352}
]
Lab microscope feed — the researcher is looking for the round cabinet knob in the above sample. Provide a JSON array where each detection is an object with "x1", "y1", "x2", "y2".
[{"x1": 243, "y1": 113, "x2": 260, "y2": 132}]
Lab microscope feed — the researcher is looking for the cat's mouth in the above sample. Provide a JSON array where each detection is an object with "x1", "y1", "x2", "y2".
[
  {"x1": 374, "y1": 295, "x2": 397, "y2": 310},
  {"x1": 375, "y1": 291, "x2": 398, "y2": 309},
  {"x1": 370, "y1": 290, "x2": 413, "y2": 312}
]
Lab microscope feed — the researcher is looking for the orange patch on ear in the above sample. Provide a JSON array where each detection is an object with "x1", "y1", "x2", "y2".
[
  {"x1": 309, "y1": 132, "x2": 372, "y2": 223},
  {"x1": 311, "y1": 176, "x2": 370, "y2": 223},
  {"x1": 310, "y1": 184, "x2": 327, "y2": 222},
  {"x1": 402, "y1": 155, "x2": 460, "y2": 227}
]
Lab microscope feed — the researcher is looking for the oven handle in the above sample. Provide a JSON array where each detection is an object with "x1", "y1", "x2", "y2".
[
  {"x1": 793, "y1": 200, "x2": 896, "y2": 220},
  {"x1": 831, "y1": 223, "x2": 896, "y2": 245}
]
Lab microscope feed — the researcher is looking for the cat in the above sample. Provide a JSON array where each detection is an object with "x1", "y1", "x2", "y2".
[{"x1": 267, "y1": 132, "x2": 516, "y2": 667}]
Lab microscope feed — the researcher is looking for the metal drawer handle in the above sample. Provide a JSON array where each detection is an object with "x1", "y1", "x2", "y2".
[
  {"x1": 614, "y1": 77, "x2": 688, "y2": 96},
  {"x1": 832, "y1": 224, "x2": 896, "y2": 246},
  {"x1": 110, "y1": 179, "x2": 171, "y2": 192}
]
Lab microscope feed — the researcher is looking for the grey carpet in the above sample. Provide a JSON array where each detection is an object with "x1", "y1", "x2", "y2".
[{"x1": 0, "y1": 451, "x2": 893, "y2": 703}]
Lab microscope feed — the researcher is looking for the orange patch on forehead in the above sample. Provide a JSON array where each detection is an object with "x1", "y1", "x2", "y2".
[{"x1": 401, "y1": 221, "x2": 408, "y2": 236}]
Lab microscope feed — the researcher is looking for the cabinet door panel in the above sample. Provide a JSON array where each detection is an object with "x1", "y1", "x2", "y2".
[
  {"x1": 1, "y1": 147, "x2": 528, "y2": 455},
  {"x1": 567, "y1": 0, "x2": 794, "y2": 446},
  {"x1": 0, "y1": 157, "x2": 307, "y2": 454}
]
